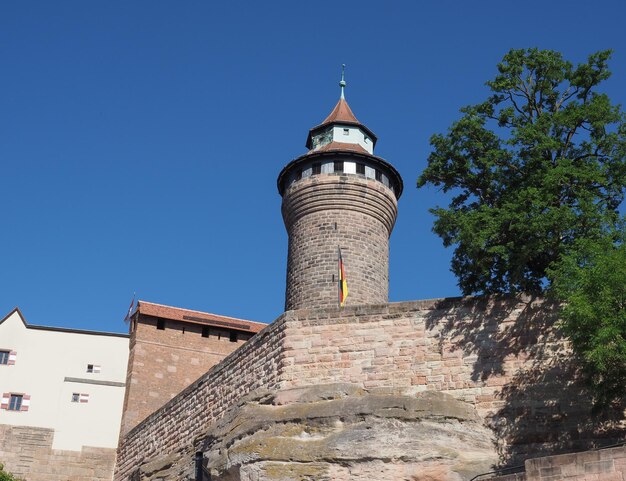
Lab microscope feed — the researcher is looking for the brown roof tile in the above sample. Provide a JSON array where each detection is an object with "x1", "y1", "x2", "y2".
[
  {"x1": 311, "y1": 141, "x2": 370, "y2": 155},
  {"x1": 136, "y1": 301, "x2": 266, "y2": 333},
  {"x1": 321, "y1": 98, "x2": 360, "y2": 125}
]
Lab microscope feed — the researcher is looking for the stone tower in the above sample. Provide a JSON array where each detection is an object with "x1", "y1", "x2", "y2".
[{"x1": 278, "y1": 76, "x2": 403, "y2": 310}]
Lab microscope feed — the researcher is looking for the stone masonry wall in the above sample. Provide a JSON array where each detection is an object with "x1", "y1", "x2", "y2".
[
  {"x1": 487, "y1": 445, "x2": 626, "y2": 480},
  {"x1": 524, "y1": 445, "x2": 626, "y2": 480},
  {"x1": 114, "y1": 314, "x2": 287, "y2": 481},
  {"x1": 280, "y1": 297, "x2": 623, "y2": 465},
  {"x1": 115, "y1": 296, "x2": 625, "y2": 480},
  {"x1": 120, "y1": 315, "x2": 255, "y2": 435},
  {"x1": 0, "y1": 424, "x2": 116, "y2": 481},
  {"x1": 282, "y1": 174, "x2": 398, "y2": 311}
]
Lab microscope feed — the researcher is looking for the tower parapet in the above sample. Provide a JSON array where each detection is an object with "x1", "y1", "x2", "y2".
[{"x1": 278, "y1": 77, "x2": 403, "y2": 310}]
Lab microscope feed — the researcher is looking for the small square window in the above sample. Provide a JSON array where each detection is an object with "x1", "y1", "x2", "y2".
[
  {"x1": 0, "y1": 351, "x2": 9, "y2": 365},
  {"x1": 356, "y1": 163, "x2": 365, "y2": 175},
  {"x1": 343, "y1": 128, "x2": 349, "y2": 135},
  {"x1": 375, "y1": 170, "x2": 382, "y2": 182},
  {"x1": 334, "y1": 161, "x2": 344, "y2": 173},
  {"x1": 294, "y1": 169, "x2": 302, "y2": 181},
  {"x1": 87, "y1": 364, "x2": 101, "y2": 373},
  {"x1": 71, "y1": 393, "x2": 80, "y2": 403},
  {"x1": 9, "y1": 394, "x2": 22, "y2": 411},
  {"x1": 229, "y1": 331, "x2": 238, "y2": 343},
  {"x1": 312, "y1": 163, "x2": 321, "y2": 175},
  {"x1": 202, "y1": 326, "x2": 209, "y2": 338},
  {"x1": 157, "y1": 319, "x2": 165, "y2": 330}
]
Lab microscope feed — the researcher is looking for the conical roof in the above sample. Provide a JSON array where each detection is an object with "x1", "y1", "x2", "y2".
[
  {"x1": 321, "y1": 98, "x2": 360, "y2": 125},
  {"x1": 306, "y1": 97, "x2": 377, "y2": 150}
]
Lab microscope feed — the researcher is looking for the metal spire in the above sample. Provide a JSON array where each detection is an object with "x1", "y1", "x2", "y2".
[{"x1": 339, "y1": 64, "x2": 346, "y2": 99}]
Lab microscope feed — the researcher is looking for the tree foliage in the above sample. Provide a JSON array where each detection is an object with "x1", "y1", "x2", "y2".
[
  {"x1": 0, "y1": 464, "x2": 22, "y2": 481},
  {"x1": 549, "y1": 230, "x2": 626, "y2": 406},
  {"x1": 418, "y1": 48, "x2": 626, "y2": 295}
]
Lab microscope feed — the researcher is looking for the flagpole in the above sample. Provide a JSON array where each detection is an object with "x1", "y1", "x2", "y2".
[{"x1": 337, "y1": 246, "x2": 341, "y2": 308}]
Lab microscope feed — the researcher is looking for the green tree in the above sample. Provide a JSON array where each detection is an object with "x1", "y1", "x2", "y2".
[
  {"x1": 549, "y1": 231, "x2": 626, "y2": 406},
  {"x1": 418, "y1": 48, "x2": 626, "y2": 295},
  {"x1": 0, "y1": 463, "x2": 22, "y2": 481}
]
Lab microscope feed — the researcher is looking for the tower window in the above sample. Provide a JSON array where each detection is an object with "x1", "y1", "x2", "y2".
[
  {"x1": 157, "y1": 319, "x2": 165, "y2": 330},
  {"x1": 375, "y1": 170, "x2": 382, "y2": 182},
  {"x1": 343, "y1": 128, "x2": 349, "y2": 135},
  {"x1": 294, "y1": 169, "x2": 302, "y2": 181},
  {"x1": 356, "y1": 163, "x2": 365, "y2": 175},
  {"x1": 312, "y1": 163, "x2": 321, "y2": 175},
  {"x1": 0, "y1": 351, "x2": 9, "y2": 365},
  {"x1": 334, "y1": 161, "x2": 344, "y2": 173},
  {"x1": 229, "y1": 331, "x2": 238, "y2": 343},
  {"x1": 202, "y1": 326, "x2": 209, "y2": 338}
]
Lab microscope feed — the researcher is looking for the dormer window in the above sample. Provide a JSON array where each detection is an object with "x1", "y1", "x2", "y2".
[{"x1": 343, "y1": 128, "x2": 349, "y2": 135}]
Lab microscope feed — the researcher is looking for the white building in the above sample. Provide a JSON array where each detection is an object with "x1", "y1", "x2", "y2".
[{"x1": 0, "y1": 307, "x2": 129, "y2": 452}]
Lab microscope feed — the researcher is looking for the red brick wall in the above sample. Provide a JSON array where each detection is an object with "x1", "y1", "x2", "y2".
[{"x1": 119, "y1": 314, "x2": 257, "y2": 435}]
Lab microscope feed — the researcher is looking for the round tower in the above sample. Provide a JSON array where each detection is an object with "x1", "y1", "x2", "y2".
[{"x1": 278, "y1": 73, "x2": 403, "y2": 311}]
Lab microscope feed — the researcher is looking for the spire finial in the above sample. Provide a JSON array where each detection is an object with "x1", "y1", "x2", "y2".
[{"x1": 339, "y1": 64, "x2": 346, "y2": 99}]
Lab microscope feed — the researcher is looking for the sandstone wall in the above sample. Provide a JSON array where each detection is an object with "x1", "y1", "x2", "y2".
[
  {"x1": 523, "y1": 446, "x2": 626, "y2": 480},
  {"x1": 120, "y1": 315, "x2": 256, "y2": 435},
  {"x1": 115, "y1": 296, "x2": 625, "y2": 480},
  {"x1": 114, "y1": 314, "x2": 287, "y2": 481},
  {"x1": 0, "y1": 424, "x2": 116, "y2": 481},
  {"x1": 282, "y1": 174, "x2": 397, "y2": 310},
  {"x1": 486, "y1": 445, "x2": 626, "y2": 480}
]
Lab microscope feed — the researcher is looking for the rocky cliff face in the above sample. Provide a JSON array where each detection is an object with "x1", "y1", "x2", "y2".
[{"x1": 135, "y1": 384, "x2": 497, "y2": 481}]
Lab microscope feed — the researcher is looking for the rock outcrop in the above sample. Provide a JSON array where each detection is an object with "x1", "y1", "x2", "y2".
[{"x1": 134, "y1": 383, "x2": 497, "y2": 481}]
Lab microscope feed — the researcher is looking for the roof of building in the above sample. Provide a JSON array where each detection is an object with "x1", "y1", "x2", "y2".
[
  {"x1": 321, "y1": 98, "x2": 360, "y2": 125},
  {"x1": 0, "y1": 307, "x2": 130, "y2": 338},
  {"x1": 135, "y1": 300, "x2": 267, "y2": 333},
  {"x1": 306, "y1": 97, "x2": 378, "y2": 150},
  {"x1": 311, "y1": 141, "x2": 371, "y2": 155}
]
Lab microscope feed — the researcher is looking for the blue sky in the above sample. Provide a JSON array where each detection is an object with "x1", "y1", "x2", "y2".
[{"x1": 1, "y1": 1, "x2": 625, "y2": 333}]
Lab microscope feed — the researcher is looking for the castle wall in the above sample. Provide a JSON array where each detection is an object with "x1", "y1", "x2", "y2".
[
  {"x1": 0, "y1": 424, "x2": 116, "y2": 481},
  {"x1": 487, "y1": 445, "x2": 626, "y2": 480},
  {"x1": 282, "y1": 174, "x2": 397, "y2": 310},
  {"x1": 115, "y1": 297, "x2": 624, "y2": 480},
  {"x1": 119, "y1": 315, "x2": 256, "y2": 435},
  {"x1": 114, "y1": 315, "x2": 287, "y2": 481}
]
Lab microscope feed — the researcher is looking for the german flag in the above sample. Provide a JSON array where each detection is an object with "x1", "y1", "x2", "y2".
[{"x1": 338, "y1": 247, "x2": 348, "y2": 307}]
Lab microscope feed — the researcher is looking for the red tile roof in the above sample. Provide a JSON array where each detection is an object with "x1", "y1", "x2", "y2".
[
  {"x1": 311, "y1": 141, "x2": 370, "y2": 155},
  {"x1": 321, "y1": 98, "x2": 360, "y2": 125},
  {"x1": 306, "y1": 97, "x2": 377, "y2": 150},
  {"x1": 136, "y1": 301, "x2": 266, "y2": 333}
]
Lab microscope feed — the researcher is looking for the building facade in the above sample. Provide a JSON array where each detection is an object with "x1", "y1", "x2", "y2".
[
  {"x1": 120, "y1": 301, "x2": 266, "y2": 435},
  {"x1": 0, "y1": 307, "x2": 129, "y2": 480}
]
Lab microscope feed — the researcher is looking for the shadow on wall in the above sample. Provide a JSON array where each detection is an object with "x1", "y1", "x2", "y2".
[{"x1": 423, "y1": 295, "x2": 625, "y2": 468}]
